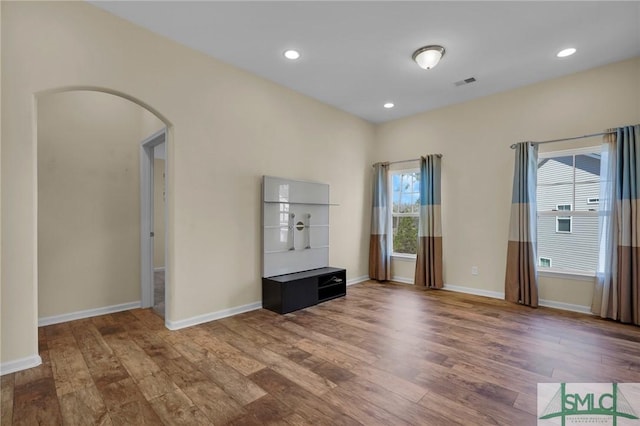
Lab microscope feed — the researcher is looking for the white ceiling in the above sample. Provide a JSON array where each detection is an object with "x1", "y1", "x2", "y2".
[{"x1": 90, "y1": 1, "x2": 640, "y2": 124}]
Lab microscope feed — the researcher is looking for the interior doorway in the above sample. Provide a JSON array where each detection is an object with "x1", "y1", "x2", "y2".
[
  {"x1": 140, "y1": 130, "x2": 167, "y2": 317},
  {"x1": 37, "y1": 89, "x2": 170, "y2": 325}
]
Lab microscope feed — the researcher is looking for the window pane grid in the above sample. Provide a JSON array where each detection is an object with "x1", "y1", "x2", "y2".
[
  {"x1": 391, "y1": 171, "x2": 420, "y2": 255},
  {"x1": 536, "y1": 149, "x2": 601, "y2": 274}
]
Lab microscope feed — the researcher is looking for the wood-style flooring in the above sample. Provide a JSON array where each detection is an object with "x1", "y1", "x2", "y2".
[{"x1": 3, "y1": 281, "x2": 640, "y2": 425}]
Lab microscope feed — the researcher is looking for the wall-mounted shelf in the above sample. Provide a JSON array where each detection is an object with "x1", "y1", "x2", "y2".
[
  {"x1": 263, "y1": 246, "x2": 330, "y2": 255},
  {"x1": 263, "y1": 201, "x2": 340, "y2": 206},
  {"x1": 263, "y1": 224, "x2": 329, "y2": 229}
]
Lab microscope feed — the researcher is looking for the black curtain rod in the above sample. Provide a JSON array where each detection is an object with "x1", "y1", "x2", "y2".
[
  {"x1": 372, "y1": 154, "x2": 442, "y2": 167},
  {"x1": 510, "y1": 131, "x2": 615, "y2": 149}
]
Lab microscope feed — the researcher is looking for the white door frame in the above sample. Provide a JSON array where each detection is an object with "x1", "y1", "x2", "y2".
[{"x1": 140, "y1": 128, "x2": 167, "y2": 309}]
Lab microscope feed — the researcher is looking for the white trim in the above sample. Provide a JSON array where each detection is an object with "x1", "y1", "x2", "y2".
[
  {"x1": 539, "y1": 270, "x2": 595, "y2": 281},
  {"x1": 539, "y1": 257, "x2": 552, "y2": 268},
  {"x1": 165, "y1": 301, "x2": 262, "y2": 331},
  {"x1": 391, "y1": 275, "x2": 414, "y2": 285},
  {"x1": 388, "y1": 169, "x2": 420, "y2": 259},
  {"x1": 443, "y1": 284, "x2": 504, "y2": 299},
  {"x1": 141, "y1": 129, "x2": 167, "y2": 309},
  {"x1": 391, "y1": 253, "x2": 416, "y2": 261},
  {"x1": 38, "y1": 301, "x2": 141, "y2": 327},
  {"x1": 154, "y1": 267, "x2": 166, "y2": 273},
  {"x1": 1, "y1": 355, "x2": 42, "y2": 376},
  {"x1": 347, "y1": 275, "x2": 369, "y2": 286},
  {"x1": 538, "y1": 299, "x2": 593, "y2": 315},
  {"x1": 555, "y1": 216, "x2": 572, "y2": 233},
  {"x1": 442, "y1": 283, "x2": 592, "y2": 314}
]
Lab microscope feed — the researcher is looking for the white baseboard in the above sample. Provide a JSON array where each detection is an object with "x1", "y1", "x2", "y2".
[
  {"x1": 166, "y1": 301, "x2": 262, "y2": 331},
  {"x1": 154, "y1": 267, "x2": 165, "y2": 272},
  {"x1": 0, "y1": 355, "x2": 42, "y2": 376},
  {"x1": 347, "y1": 275, "x2": 369, "y2": 286},
  {"x1": 391, "y1": 276, "x2": 414, "y2": 285},
  {"x1": 38, "y1": 301, "x2": 142, "y2": 327},
  {"x1": 443, "y1": 283, "x2": 504, "y2": 299},
  {"x1": 443, "y1": 283, "x2": 592, "y2": 314},
  {"x1": 538, "y1": 299, "x2": 593, "y2": 315}
]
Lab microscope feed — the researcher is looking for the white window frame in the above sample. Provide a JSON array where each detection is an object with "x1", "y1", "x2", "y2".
[
  {"x1": 388, "y1": 168, "x2": 420, "y2": 258},
  {"x1": 587, "y1": 197, "x2": 599, "y2": 204},
  {"x1": 539, "y1": 257, "x2": 552, "y2": 268},
  {"x1": 537, "y1": 146, "x2": 601, "y2": 278},
  {"x1": 555, "y1": 204, "x2": 572, "y2": 233}
]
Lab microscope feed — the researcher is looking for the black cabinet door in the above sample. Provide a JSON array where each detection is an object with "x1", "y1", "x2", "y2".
[{"x1": 281, "y1": 278, "x2": 317, "y2": 313}]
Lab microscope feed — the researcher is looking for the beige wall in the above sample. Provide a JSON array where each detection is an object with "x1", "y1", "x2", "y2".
[
  {"x1": 3, "y1": 0, "x2": 637, "y2": 370},
  {"x1": 154, "y1": 158, "x2": 166, "y2": 269},
  {"x1": 1, "y1": 1, "x2": 373, "y2": 365},
  {"x1": 376, "y1": 57, "x2": 640, "y2": 307},
  {"x1": 37, "y1": 91, "x2": 152, "y2": 318}
]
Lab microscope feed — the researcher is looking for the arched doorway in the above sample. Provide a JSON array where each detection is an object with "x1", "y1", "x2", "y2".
[{"x1": 36, "y1": 87, "x2": 171, "y2": 325}]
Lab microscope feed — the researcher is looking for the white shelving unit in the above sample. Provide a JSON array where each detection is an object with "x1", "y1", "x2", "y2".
[{"x1": 262, "y1": 176, "x2": 333, "y2": 278}]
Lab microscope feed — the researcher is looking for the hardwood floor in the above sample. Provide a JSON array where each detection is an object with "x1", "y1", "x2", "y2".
[{"x1": 3, "y1": 281, "x2": 640, "y2": 425}]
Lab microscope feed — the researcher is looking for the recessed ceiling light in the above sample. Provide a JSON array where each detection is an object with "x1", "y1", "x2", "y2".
[
  {"x1": 557, "y1": 48, "x2": 576, "y2": 58},
  {"x1": 383, "y1": 102, "x2": 395, "y2": 109},
  {"x1": 283, "y1": 49, "x2": 301, "y2": 60}
]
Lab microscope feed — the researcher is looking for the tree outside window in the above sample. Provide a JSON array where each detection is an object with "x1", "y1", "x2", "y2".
[{"x1": 391, "y1": 171, "x2": 420, "y2": 255}]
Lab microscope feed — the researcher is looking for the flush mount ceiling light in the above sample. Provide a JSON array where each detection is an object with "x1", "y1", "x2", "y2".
[
  {"x1": 383, "y1": 102, "x2": 395, "y2": 109},
  {"x1": 283, "y1": 49, "x2": 301, "y2": 60},
  {"x1": 556, "y1": 47, "x2": 576, "y2": 58},
  {"x1": 412, "y1": 45, "x2": 446, "y2": 70}
]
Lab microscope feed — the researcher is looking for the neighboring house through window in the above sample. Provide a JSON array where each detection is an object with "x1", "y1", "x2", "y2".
[
  {"x1": 539, "y1": 257, "x2": 552, "y2": 268},
  {"x1": 390, "y1": 170, "x2": 420, "y2": 256},
  {"x1": 537, "y1": 147, "x2": 601, "y2": 275},
  {"x1": 555, "y1": 204, "x2": 572, "y2": 233}
]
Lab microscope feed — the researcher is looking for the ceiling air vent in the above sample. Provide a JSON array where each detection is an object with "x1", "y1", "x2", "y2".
[{"x1": 454, "y1": 77, "x2": 477, "y2": 87}]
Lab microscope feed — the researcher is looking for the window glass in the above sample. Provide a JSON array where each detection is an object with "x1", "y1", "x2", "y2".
[
  {"x1": 574, "y1": 153, "x2": 601, "y2": 211},
  {"x1": 556, "y1": 217, "x2": 571, "y2": 233},
  {"x1": 391, "y1": 171, "x2": 420, "y2": 255},
  {"x1": 392, "y1": 216, "x2": 419, "y2": 254},
  {"x1": 537, "y1": 148, "x2": 600, "y2": 274}
]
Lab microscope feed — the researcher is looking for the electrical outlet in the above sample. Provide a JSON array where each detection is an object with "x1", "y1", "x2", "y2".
[{"x1": 471, "y1": 266, "x2": 479, "y2": 275}]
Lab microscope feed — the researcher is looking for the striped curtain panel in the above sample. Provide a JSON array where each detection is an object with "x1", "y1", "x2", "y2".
[
  {"x1": 616, "y1": 125, "x2": 640, "y2": 324},
  {"x1": 369, "y1": 162, "x2": 391, "y2": 281},
  {"x1": 593, "y1": 125, "x2": 640, "y2": 324},
  {"x1": 414, "y1": 155, "x2": 443, "y2": 289},
  {"x1": 505, "y1": 142, "x2": 539, "y2": 307}
]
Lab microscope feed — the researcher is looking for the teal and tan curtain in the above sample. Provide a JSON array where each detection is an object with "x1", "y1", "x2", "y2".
[
  {"x1": 592, "y1": 125, "x2": 640, "y2": 324},
  {"x1": 415, "y1": 155, "x2": 443, "y2": 289},
  {"x1": 505, "y1": 142, "x2": 539, "y2": 307},
  {"x1": 369, "y1": 162, "x2": 391, "y2": 281}
]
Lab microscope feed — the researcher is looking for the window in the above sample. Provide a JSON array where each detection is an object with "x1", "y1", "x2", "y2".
[
  {"x1": 539, "y1": 257, "x2": 552, "y2": 268},
  {"x1": 537, "y1": 147, "x2": 601, "y2": 275},
  {"x1": 390, "y1": 170, "x2": 420, "y2": 255},
  {"x1": 555, "y1": 204, "x2": 572, "y2": 233}
]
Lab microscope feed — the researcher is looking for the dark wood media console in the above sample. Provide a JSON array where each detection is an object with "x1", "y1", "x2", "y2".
[{"x1": 262, "y1": 267, "x2": 346, "y2": 314}]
